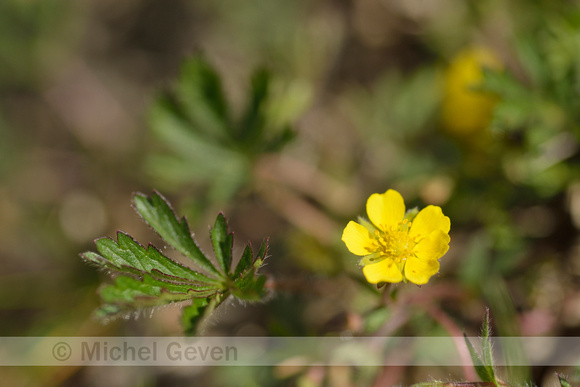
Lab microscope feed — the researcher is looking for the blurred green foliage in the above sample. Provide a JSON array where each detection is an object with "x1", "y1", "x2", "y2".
[
  {"x1": 147, "y1": 56, "x2": 295, "y2": 209},
  {"x1": 482, "y1": 16, "x2": 580, "y2": 196},
  {"x1": 0, "y1": 0, "x2": 74, "y2": 85}
]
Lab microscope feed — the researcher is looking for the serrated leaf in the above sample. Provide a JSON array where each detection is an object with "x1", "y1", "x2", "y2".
[
  {"x1": 100, "y1": 275, "x2": 209, "y2": 308},
  {"x1": 232, "y1": 254, "x2": 267, "y2": 301},
  {"x1": 146, "y1": 269, "x2": 211, "y2": 289},
  {"x1": 133, "y1": 191, "x2": 221, "y2": 278},
  {"x1": 100, "y1": 276, "x2": 161, "y2": 303},
  {"x1": 256, "y1": 239, "x2": 268, "y2": 261},
  {"x1": 234, "y1": 239, "x2": 267, "y2": 278},
  {"x1": 95, "y1": 236, "x2": 146, "y2": 270},
  {"x1": 93, "y1": 232, "x2": 218, "y2": 284},
  {"x1": 234, "y1": 245, "x2": 253, "y2": 278},
  {"x1": 142, "y1": 274, "x2": 219, "y2": 298},
  {"x1": 210, "y1": 212, "x2": 233, "y2": 275},
  {"x1": 230, "y1": 239, "x2": 268, "y2": 301},
  {"x1": 82, "y1": 191, "x2": 270, "y2": 335},
  {"x1": 145, "y1": 245, "x2": 215, "y2": 283},
  {"x1": 80, "y1": 251, "x2": 144, "y2": 278},
  {"x1": 232, "y1": 272, "x2": 267, "y2": 301}
]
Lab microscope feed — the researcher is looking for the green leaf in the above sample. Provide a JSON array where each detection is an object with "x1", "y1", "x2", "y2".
[
  {"x1": 233, "y1": 239, "x2": 268, "y2": 278},
  {"x1": 94, "y1": 235, "x2": 145, "y2": 271},
  {"x1": 146, "y1": 56, "x2": 297, "y2": 211},
  {"x1": 81, "y1": 191, "x2": 270, "y2": 334},
  {"x1": 464, "y1": 333, "x2": 491, "y2": 383},
  {"x1": 234, "y1": 245, "x2": 253, "y2": 278},
  {"x1": 133, "y1": 191, "x2": 222, "y2": 278},
  {"x1": 262, "y1": 124, "x2": 296, "y2": 153},
  {"x1": 100, "y1": 276, "x2": 162, "y2": 303},
  {"x1": 238, "y1": 68, "x2": 269, "y2": 143},
  {"x1": 557, "y1": 373, "x2": 572, "y2": 387},
  {"x1": 149, "y1": 97, "x2": 240, "y2": 167},
  {"x1": 80, "y1": 251, "x2": 144, "y2": 278},
  {"x1": 176, "y1": 57, "x2": 230, "y2": 139},
  {"x1": 515, "y1": 35, "x2": 548, "y2": 88},
  {"x1": 93, "y1": 304, "x2": 122, "y2": 321},
  {"x1": 93, "y1": 232, "x2": 218, "y2": 284},
  {"x1": 232, "y1": 252, "x2": 267, "y2": 301},
  {"x1": 210, "y1": 213, "x2": 233, "y2": 275},
  {"x1": 181, "y1": 296, "x2": 226, "y2": 336},
  {"x1": 480, "y1": 307, "x2": 497, "y2": 383},
  {"x1": 141, "y1": 274, "x2": 218, "y2": 298},
  {"x1": 232, "y1": 271, "x2": 266, "y2": 301},
  {"x1": 181, "y1": 298, "x2": 210, "y2": 335},
  {"x1": 98, "y1": 275, "x2": 219, "y2": 318},
  {"x1": 463, "y1": 308, "x2": 499, "y2": 385},
  {"x1": 256, "y1": 239, "x2": 268, "y2": 261}
]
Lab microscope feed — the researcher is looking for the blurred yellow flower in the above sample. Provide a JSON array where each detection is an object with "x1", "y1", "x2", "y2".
[
  {"x1": 442, "y1": 46, "x2": 502, "y2": 136},
  {"x1": 342, "y1": 189, "x2": 450, "y2": 285}
]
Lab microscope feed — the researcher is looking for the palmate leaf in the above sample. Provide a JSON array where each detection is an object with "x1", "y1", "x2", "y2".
[
  {"x1": 147, "y1": 56, "x2": 297, "y2": 207},
  {"x1": 81, "y1": 191, "x2": 269, "y2": 334}
]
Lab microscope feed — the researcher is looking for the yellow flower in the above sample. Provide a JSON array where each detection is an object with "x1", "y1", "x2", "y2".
[
  {"x1": 341, "y1": 189, "x2": 450, "y2": 285},
  {"x1": 441, "y1": 46, "x2": 502, "y2": 137}
]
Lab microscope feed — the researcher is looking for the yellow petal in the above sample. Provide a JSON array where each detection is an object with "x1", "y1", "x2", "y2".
[
  {"x1": 342, "y1": 221, "x2": 375, "y2": 256},
  {"x1": 413, "y1": 230, "x2": 450, "y2": 261},
  {"x1": 366, "y1": 189, "x2": 405, "y2": 230},
  {"x1": 403, "y1": 256, "x2": 440, "y2": 285},
  {"x1": 363, "y1": 259, "x2": 404, "y2": 284},
  {"x1": 409, "y1": 205, "x2": 450, "y2": 240}
]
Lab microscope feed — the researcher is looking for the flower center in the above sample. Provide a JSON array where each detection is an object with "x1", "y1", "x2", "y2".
[{"x1": 373, "y1": 219, "x2": 416, "y2": 263}]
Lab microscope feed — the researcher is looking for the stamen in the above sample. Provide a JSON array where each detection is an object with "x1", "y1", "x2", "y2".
[{"x1": 372, "y1": 223, "x2": 418, "y2": 265}]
